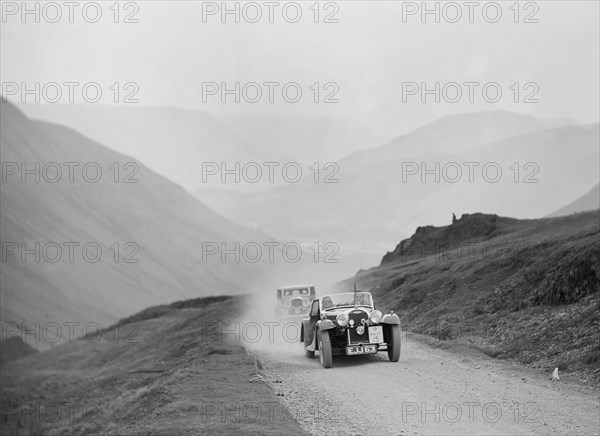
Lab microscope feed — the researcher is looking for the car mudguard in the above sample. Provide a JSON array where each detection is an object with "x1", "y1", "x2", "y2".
[
  {"x1": 317, "y1": 319, "x2": 336, "y2": 331},
  {"x1": 381, "y1": 313, "x2": 400, "y2": 325}
]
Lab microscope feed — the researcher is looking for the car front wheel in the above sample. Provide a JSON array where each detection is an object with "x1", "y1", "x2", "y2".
[
  {"x1": 317, "y1": 329, "x2": 332, "y2": 368},
  {"x1": 386, "y1": 324, "x2": 401, "y2": 362}
]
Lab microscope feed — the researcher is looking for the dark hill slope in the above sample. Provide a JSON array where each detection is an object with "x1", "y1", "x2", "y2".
[
  {"x1": 381, "y1": 213, "x2": 525, "y2": 263},
  {"x1": 0, "y1": 337, "x2": 38, "y2": 363},
  {"x1": 347, "y1": 211, "x2": 600, "y2": 380}
]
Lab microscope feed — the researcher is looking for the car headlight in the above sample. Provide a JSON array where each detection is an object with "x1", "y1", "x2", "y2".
[
  {"x1": 369, "y1": 310, "x2": 383, "y2": 324},
  {"x1": 336, "y1": 313, "x2": 349, "y2": 327}
]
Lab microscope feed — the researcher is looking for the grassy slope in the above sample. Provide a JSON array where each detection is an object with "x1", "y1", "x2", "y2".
[
  {"x1": 0, "y1": 296, "x2": 306, "y2": 436},
  {"x1": 346, "y1": 210, "x2": 600, "y2": 381}
]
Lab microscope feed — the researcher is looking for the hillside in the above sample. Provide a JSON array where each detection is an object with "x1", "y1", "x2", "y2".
[
  {"x1": 0, "y1": 102, "x2": 270, "y2": 345},
  {"x1": 345, "y1": 211, "x2": 600, "y2": 380},
  {"x1": 548, "y1": 184, "x2": 600, "y2": 217},
  {"x1": 0, "y1": 296, "x2": 305, "y2": 436}
]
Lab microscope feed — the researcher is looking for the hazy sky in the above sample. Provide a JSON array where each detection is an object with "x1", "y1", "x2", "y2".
[{"x1": 2, "y1": 1, "x2": 599, "y2": 134}]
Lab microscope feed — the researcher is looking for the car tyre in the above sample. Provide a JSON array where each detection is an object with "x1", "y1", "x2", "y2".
[
  {"x1": 386, "y1": 324, "x2": 401, "y2": 362},
  {"x1": 317, "y1": 329, "x2": 332, "y2": 368}
]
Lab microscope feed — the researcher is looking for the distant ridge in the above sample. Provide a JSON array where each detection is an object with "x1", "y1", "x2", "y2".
[{"x1": 547, "y1": 183, "x2": 600, "y2": 217}]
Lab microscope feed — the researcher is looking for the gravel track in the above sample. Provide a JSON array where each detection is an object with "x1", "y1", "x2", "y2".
[{"x1": 249, "y1": 333, "x2": 599, "y2": 435}]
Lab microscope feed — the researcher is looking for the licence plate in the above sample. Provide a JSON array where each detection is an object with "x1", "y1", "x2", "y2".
[
  {"x1": 346, "y1": 345, "x2": 377, "y2": 355},
  {"x1": 368, "y1": 326, "x2": 384, "y2": 344}
]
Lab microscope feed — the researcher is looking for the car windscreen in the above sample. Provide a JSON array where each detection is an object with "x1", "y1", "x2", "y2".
[
  {"x1": 283, "y1": 288, "x2": 309, "y2": 297},
  {"x1": 321, "y1": 292, "x2": 373, "y2": 309}
]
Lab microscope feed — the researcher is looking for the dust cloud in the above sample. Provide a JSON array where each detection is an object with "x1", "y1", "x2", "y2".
[{"x1": 237, "y1": 272, "x2": 340, "y2": 358}]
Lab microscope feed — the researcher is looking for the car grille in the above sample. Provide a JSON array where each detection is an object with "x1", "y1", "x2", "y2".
[
  {"x1": 347, "y1": 309, "x2": 370, "y2": 345},
  {"x1": 348, "y1": 310, "x2": 368, "y2": 328}
]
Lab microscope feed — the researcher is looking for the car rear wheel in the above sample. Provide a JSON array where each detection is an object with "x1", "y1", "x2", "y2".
[
  {"x1": 317, "y1": 329, "x2": 332, "y2": 368},
  {"x1": 387, "y1": 324, "x2": 401, "y2": 362}
]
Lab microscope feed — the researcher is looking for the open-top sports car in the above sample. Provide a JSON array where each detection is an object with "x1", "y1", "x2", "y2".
[{"x1": 300, "y1": 290, "x2": 401, "y2": 368}]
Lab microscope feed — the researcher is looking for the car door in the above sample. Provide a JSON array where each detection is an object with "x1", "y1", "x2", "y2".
[{"x1": 306, "y1": 299, "x2": 320, "y2": 349}]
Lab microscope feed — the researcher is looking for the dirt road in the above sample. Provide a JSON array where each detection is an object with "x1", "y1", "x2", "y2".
[{"x1": 248, "y1": 332, "x2": 599, "y2": 435}]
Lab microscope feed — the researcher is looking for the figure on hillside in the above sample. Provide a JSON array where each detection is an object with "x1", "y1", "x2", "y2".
[{"x1": 452, "y1": 213, "x2": 457, "y2": 223}]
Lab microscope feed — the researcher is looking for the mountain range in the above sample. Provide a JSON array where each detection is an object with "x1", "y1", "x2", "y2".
[
  {"x1": 16, "y1": 104, "x2": 389, "y2": 193},
  {"x1": 194, "y1": 111, "x2": 599, "y2": 270}
]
